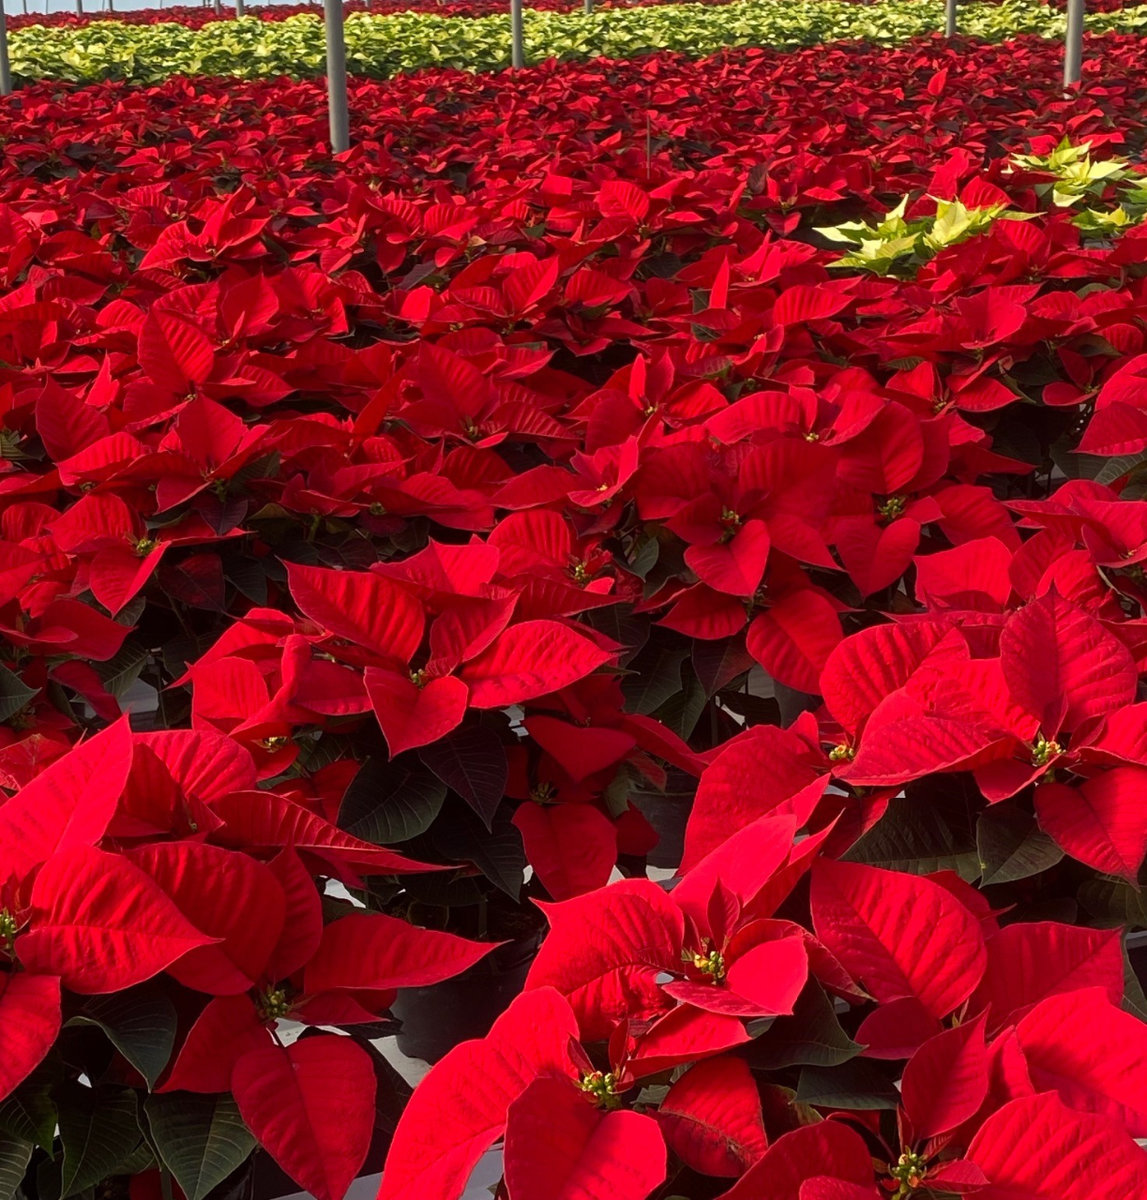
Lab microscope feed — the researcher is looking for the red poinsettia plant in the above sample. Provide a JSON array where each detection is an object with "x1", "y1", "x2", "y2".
[{"x1": 1, "y1": 27, "x2": 1147, "y2": 1200}]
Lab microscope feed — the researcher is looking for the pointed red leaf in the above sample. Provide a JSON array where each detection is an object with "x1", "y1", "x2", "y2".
[
  {"x1": 304, "y1": 911, "x2": 497, "y2": 993},
  {"x1": 232, "y1": 1036, "x2": 376, "y2": 1200},
  {"x1": 810, "y1": 860, "x2": 985, "y2": 1020},
  {"x1": 526, "y1": 879, "x2": 684, "y2": 1041},
  {"x1": 1034, "y1": 772, "x2": 1147, "y2": 881},
  {"x1": 682, "y1": 725, "x2": 827, "y2": 871},
  {"x1": 968, "y1": 1093, "x2": 1147, "y2": 1199},
  {"x1": 0, "y1": 973, "x2": 61, "y2": 1103},
  {"x1": 513, "y1": 803, "x2": 617, "y2": 901},
  {"x1": 0, "y1": 717, "x2": 132, "y2": 881},
  {"x1": 286, "y1": 562, "x2": 424, "y2": 666},
  {"x1": 999, "y1": 592, "x2": 1136, "y2": 734},
  {"x1": 128, "y1": 842, "x2": 286, "y2": 995},
  {"x1": 746, "y1": 590, "x2": 841, "y2": 695},
  {"x1": 160, "y1": 994, "x2": 269, "y2": 1094},
  {"x1": 503, "y1": 1077, "x2": 667, "y2": 1200},
  {"x1": 720, "y1": 1121, "x2": 875, "y2": 1200},
  {"x1": 138, "y1": 309, "x2": 214, "y2": 392},
  {"x1": 380, "y1": 988, "x2": 578, "y2": 1200},
  {"x1": 971, "y1": 922, "x2": 1123, "y2": 1032},
  {"x1": 460, "y1": 621, "x2": 612, "y2": 709},
  {"x1": 19, "y1": 846, "x2": 216, "y2": 994},
  {"x1": 1016, "y1": 988, "x2": 1147, "y2": 1135},
  {"x1": 365, "y1": 668, "x2": 468, "y2": 758},
  {"x1": 901, "y1": 1014, "x2": 989, "y2": 1141},
  {"x1": 820, "y1": 621, "x2": 952, "y2": 735},
  {"x1": 208, "y1": 791, "x2": 438, "y2": 875},
  {"x1": 657, "y1": 1057, "x2": 767, "y2": 1177}
]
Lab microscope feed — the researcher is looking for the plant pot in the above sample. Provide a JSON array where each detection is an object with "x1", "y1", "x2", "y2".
[
  {"x1": 390, "y1": 928, "x2": 544, "y2": 1063},
  {"x1": 630, "y1": 767, "x2": 695, "y2": 870}
]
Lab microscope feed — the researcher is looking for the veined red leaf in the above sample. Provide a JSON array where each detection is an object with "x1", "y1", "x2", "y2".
[
  {"x1": 967, "y1": 1093, "x2": 1147, "y2": 1199},
  {"x1": 208, "y1": 791, "x2": 439, "y2": 875},
  {"x1": 720, "y1": 1120, "x2": 875, "y2": 1200},
  {"x1": 1034, "y1": 773, "x2": 1147, "y2": 881},
  {"x1": 365, "y1": 667, "x2": 468, "y2": 758},
  {"x1": 19, "y1": 846, "x2": 217, "y2": 994},
  {"x1": 0, "y1": 716, "x2": 132, "y2": 881},
  {"x1": 682, "y1": 725, "x2": 827, "y2": 871},
  {"x1": 380, "y1": 988, "x2": 578, "y2": 1200},
  {"x1": 286, "y1": 562, "x2": 424, "y2": 666},
  {"x1": 526, "y1": 879, "x2": 684, "y2": 1041},
  {"x1": 901, "y1": 1014, "x2": 989, "y2": 1141},
  {"x1": 810, "y1": 860, "x2": 985, "y2": 1020},
  {"x1": 970, "y1": 923, "x2": 1123, "y2": 1032},
  {"x1": 1016, "y1": 988, "x2": 1147, "y2": 1135},
  {"x1": 512, "y1": 804, "x2": 617, "y2": 901},
  {"x1": 657, "y1": 1057, "x2": 767, "y2": 1177},
  {"x1": 819, "y1": 620, "x2": 952, "y2": 735},
  {"x1": 303, "y1": 911, "x2": 497, "y2": 993},
  {"x1": 0, "y1": 973, "x2": 61, "y2": 1103},
  {"x1": 127, "y1": 842, "x2": 286, "y2": 995},
  {"x1": 503, "y1": 1077, "x2": 667, "y2": 1200},
  {"x1": 160, "y1": 995, "x2": 268, "y2": 1094},
  {"x1": 460, "y1": 620, "x2": 612, "y2": 709},
  {"x1": 232, "y1": 1036, "x2": 375, "y2": 1200},
  {"x1": 998, "y1": 591, "x2": 1136, "y2": 734},
  {"x1": 138, "y1": 309, "x2": 214, "y2": 392}
]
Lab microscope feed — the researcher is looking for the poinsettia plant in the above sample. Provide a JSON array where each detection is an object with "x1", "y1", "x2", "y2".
[{"x1": 0, "y1": 26, "x2": 1147, "y2": 1200}]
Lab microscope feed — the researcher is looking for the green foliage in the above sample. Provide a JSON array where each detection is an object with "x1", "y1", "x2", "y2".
[{"x1": 9, "y1": 0, "x2": 1147, "y2": 86}]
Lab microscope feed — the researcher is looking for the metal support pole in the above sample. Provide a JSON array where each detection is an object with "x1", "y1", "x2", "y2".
[
  {"x1": 944, "y1": 0, "x2": 956, "y2": 37},
  {"x1": 235, "y1": 0, "x2": 244, "y2": 15},
  {"x1": 510, "y1": 0, "x2": 523, "y2": 68},
  {"x1": 213, "y1": 0, "x2": 222, "y2": 15},
  {"x1": 324, "y1": 0, "x2": 350, "y2": 154},
  {"x1": 76, "y1": 0, "x2": 83, "y2": 15},
  {"x1": 1064, "y1": 0, "x2": 1084, "y2": 88},
  {"x1": 0, "y1": 8, "x2": 10, "y2": 98},
  {"x1": 584, "y1": 0, "x2": 592, "y2": 12}
]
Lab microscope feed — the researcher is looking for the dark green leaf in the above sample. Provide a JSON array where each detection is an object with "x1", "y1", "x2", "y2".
[
  {"x1": 621, "y1": 648, "x2": 686, "y2": 716},
  {"x1": 845, "y1": 793, "x2": 979, "y2": 878},
  {"x1": 67, "y1": 984, "x2": 177, "y2": 1090},
  {"x1": 691, "y1": 637, "x2": 753, "y2": 698},
  {"x1": 0, "y1": 1074, "x2": 58, "y2": 1152},
  {"x1": 145, "y1": 1095, "x2": 256, "y2": 1200},
  {"x1": 1123, "y1": 939, "x2": 1147, "y2": 1022},
  {"x1": 0, "y1": 663, "x2": 38, "y2": 725},
  {"x1": 339, "y1": 758, "x2": 446, "y2": 845},
  {"x1": 977, "y1": 804, "x2": 1064, "y2": 886},
  {"x1": 419, "y1": 726, "x2": 507, "y2": 829},
  {"x1": 0, "y1": 1135, "x2": 32, "y2": 1200},
  {"x1": 432, "y1": 804, "x2": 524, "y2": 900},
  {"x1": 96, "y1": 640, "x2": 149, "y2": 700},
  {"x1": 58, "y1": 1086, "x2": 141, "y2": 1198},
  {"x1": 794, "y1": 1060, "x2": 900, "y2": 1111},
  {"x1": 652, "y1": 670, "x2": 706, "y2": 741},
  {"x1": 748, "y1": 982, "x2": 863, "y2": 1070}
]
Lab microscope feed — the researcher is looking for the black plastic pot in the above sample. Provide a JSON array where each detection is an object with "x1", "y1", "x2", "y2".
[{"x1": 390, "y1": 928, "x2": 544, "y2": 1063}]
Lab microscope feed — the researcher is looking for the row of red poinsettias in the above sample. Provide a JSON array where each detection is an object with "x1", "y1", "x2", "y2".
[{"x1": 0, "y1": 30, "x2": 1144, "y2": 1200}]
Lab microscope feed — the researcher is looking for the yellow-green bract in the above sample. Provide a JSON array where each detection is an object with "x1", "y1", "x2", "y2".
[{"x1": 8, "y1": 0, "x2": 1147, "y2": 84}]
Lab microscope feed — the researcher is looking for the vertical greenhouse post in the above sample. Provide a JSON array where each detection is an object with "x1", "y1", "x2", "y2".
[
  {"x1": 0, "y1": 7, "x2": 10, "y2": 98},
  {"x1": 1064, "y1": 0, "x2": 1084, "y2": 87},
  {"x1": 584, "y1": 0, "x2": 593, "y2": 12},
  {"x1": 944, "y1": 0, "x2": 956, "y2": 36},
  {"x1": 325, "y1": 0, "x2": 350, "y2": 154},
  {"x1": 235, "y1": 0, "x2": 245, "y2": 15},
  {"x1": 76, "y1": 0, "x2": 83, "y2": 15},
  {"x1": 214, "y1": 0, "x2": 222, "y2": 15},
  {"x1": 511, "y1": 0, "x2": 524, "y2": 68}
]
